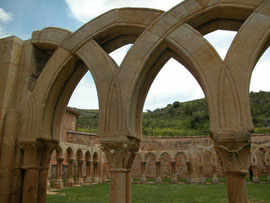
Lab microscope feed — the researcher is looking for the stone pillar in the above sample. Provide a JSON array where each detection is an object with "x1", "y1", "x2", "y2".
[
  {"x1": 65, "y1": 159, "x2": 75, "y2": 187},
  {"x1": 199, "y1": 165, "x2": 206, "y2": 184},
  {"x1": 93, "y1": 162, "x2": 99, "y2": 182},
  {"x1": 251, "y1": 165, "x2": 259, "y2": 183},
  {"x1": 20, "y1": 138, "x2": 57, "y2": 203},
  {"x1": 214, "y1": 132, "x2": 251, "y2": 203},
  {"x1": 155, "y1": 161, "x2": 162, "y2": 184},
  {"x1": 85, "y1": 161, "x2": 92, "y2": 184},
  {"x1": 75, "y1": 160, "x2": 84, "y2": 185},
  {"x1": 170, "y1": 161, "x2": 177, "y2": 184},
  {"x1": 54, "y1": 157, "x2": 64, "y2": 189},
  {"x1": 140, "y1": 161, "x2": 147, "y2": 184},
  {"x1": 98, "y1": 162, "x2": 102, "y2": 183},
  {"x1": 101, "y1": 137, "x2": 140, "y2": 203},
  {"x1": 186, "y1": 161, "x2": 191, "y2": 184},
  {"x1": 212, "y1": 165, "x2": 219, "y2": 184},
  {"x1": 266, "y1": 165, "x2": 270, "y2": 183}
]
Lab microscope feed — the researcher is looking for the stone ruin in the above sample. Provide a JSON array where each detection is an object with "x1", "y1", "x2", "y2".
[
  {"x1": 49, "y1": 109, "x2": 270, "y2": 188},
  {"x1": 0, "y1": 0, "x2": 270, "y2": 202}
]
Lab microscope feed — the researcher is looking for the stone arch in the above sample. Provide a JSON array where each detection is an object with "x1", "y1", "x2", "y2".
[
  {"x1": 265, "y1": 150, "x2": 270, "y2": 166},
  {"x1": 202, "y1": 150, "x2": 215, "y2": 178},
  {"x1": 21, "y1": 8, "x2": 164, "y2": 143},
  {"x1": 118, "y1": 0, "x2": 265, "y2": 138},
  {"x1": 224, "y1": 3, "x2": 270, "y2": 131},
  {"x1": 131, "y1": 153, "x2": 143, "y2": 179},
  {"x1": 76, "y1": 149, "x2": 83, "y2": 161},
  {"x1": 175, "y1": 152, "x2": 188, "y2": 180},
  {"x1": 66, "y1": 147, "x2": 74, "y2": 160},
  {"x1": 159, "y1": 152, "x2": 171, "y2": 179},
  {"x1": 145, "y1": 152, "x2": 156, "y2": 179},
  {"x1": 85, "y1": 151, "x2": 91, "y2": 162},
  {"x1": 55, "y1": 145, "x2": 63, "y2": 160}
]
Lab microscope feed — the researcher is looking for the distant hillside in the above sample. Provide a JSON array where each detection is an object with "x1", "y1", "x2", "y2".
[{"x1": 75, "y1": 91, "x2": 270, "y2": 136}]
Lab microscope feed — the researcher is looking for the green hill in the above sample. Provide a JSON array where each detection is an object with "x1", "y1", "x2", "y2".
[{"x1": 75, "y1": 91, "x2": 270, "y2": 136}]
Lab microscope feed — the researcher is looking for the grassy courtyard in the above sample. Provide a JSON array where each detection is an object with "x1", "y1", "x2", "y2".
[{"x1": 47, "y1": 182, "x2": 270, "y2": 203}]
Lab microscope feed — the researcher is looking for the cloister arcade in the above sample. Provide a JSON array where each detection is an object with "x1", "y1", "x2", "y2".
[{"x1": 0, "y1": 0, "x2": 270, "y2": 202}]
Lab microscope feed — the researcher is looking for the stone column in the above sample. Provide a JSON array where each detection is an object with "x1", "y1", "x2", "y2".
[
  {"x1": 199, "y1": 165, "x2": 206, "y2": 184},
  {"x1": 186, "y1": 161, "x2": 191, "y2": 184},
  {"x1": 251, "y1": 165, "x2": 259, "y2": 183},
  {"x1": 65, "y1": 159, "x2": 75, "y2": 187},
  {"x1": 170, "y1": 161, "x2": 177, "y2": 184},
  {"x1": 93, "y1": 162, "x2": 99, "y2": 182},
  {"x1": 214, "y1": 132, "x2": 251, "y2": 203},
  {"x1": 155, "y1": 161, "x2": 162, "y2": 184},
  {"x1": 54, "y1": 157, "x2": 64, "y2": 189},
  {"x1": 75, "y1": 160, "x2": 84, "y2": 185},
  {"x1": 20, "y1": 138, "x2": 57, "y2": 203},
  {"x1": 98, "y1": 162, "x2": 102, "y2": 183},
  {"x1": 101, "y1": 137, "x2": 140, "y2": 203},
  {"x1": 212, "y1": 165, "x2": 219, "y2": 184},
  {"x1": 85, "y1": 160, "x2": 92, "y2": 184},
  {"x1": 140, "y1": 161, "x2": 147, "y2": 184},
  {"x1": 266, "y1": 165, "x2": 270, "y2": 183}
]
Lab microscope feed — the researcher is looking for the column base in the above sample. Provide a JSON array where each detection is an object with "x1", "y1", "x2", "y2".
[
  {"x1": 252, "y1": 178, "x2": 259, "y2": 183},
  {"x1": 47, "y1": 180, "x2": 51, "y2": 190},
  {"x1": 185, "y1": 178, "x2": 191, "y2": 184},
  {"x1": 212, "y1": 177, "x2": 219, "y2": 184},
  {"x1": 170, "y1": 177, "x2": 177, "y2": 184},
  {"x1": 189, "y1": 178, "x2": 200, "y2": 184},
  {"x1": 267, "y1": 176, "x2": 270, "y2": 183},
  {"x1": 65, "y1": 180, "x2": 74, "y2": 187},
  {"x1": 155, "y1": 177, "x2": 162, "y2": 184},
  {"x1": 54, "y1": 180, "x2": 64, "y2": 189},
  {"x1": 85, "y1": 178, "x2": 92, "y2": 184},
  {"x1": 200, "y1": 178, "x2": 206, "y2": 184},
  {"x1": 75, "y1": 178, "x2": 84, "y2": 185},
  {"x1": 140, "y1": 177, "x2": 147, "y2": 184}
]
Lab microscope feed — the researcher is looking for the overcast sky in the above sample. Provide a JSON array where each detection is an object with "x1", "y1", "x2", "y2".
[{"x1": 1, "y1": 0, "x2": 269, "y2": 110}]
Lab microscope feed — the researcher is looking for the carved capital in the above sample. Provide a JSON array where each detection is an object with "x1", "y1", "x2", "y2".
[
  {"x1": 57, "y1": 157, "x2": 64, "y2": 164},
  {"x1": 214, "y1": 137, "x2": 251, "y2": 175},
  {"x1": 100, "y1": 137, "x2": 140, "y2": 170},
  {"x1": 20, "y1": 138, "x2": 58, "y2": 169}
]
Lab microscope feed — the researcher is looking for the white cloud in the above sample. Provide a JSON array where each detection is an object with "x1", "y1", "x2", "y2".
[
  {"x1": 0, "y1": 8, "x2": 13, "y2": 23},
  {"x1": 65, "y1": 0, "x2": 182, "y2": 23}
]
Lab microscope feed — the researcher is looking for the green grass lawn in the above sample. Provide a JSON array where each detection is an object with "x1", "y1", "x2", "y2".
[{"x1": 47, "y1": 182, "x2": 270, "y2": 203}]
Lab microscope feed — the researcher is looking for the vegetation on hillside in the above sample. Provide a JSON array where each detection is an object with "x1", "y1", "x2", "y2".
[{"x1": 74, "y1": 91, "x2": 270, "y2": 136}]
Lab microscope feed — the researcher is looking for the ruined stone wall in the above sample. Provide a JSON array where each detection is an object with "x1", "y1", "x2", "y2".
[
  {"x1": 54, "y1": 110, "x2": 270, "y2": 180},
  {"x1": 67, "y1": 131, "x2": 99, "y2": 146}
]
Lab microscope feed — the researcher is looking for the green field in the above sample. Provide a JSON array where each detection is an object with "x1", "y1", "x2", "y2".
[{"x1": 47, "y1": 182, "x2": 270, "y2": 203}]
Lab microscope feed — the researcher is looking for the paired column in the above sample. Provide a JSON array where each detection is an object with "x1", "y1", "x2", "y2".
[
  {"x1": 212, "y1": 165, "x2": 219, "y2": 184},
  {"x1": 101, "y1": 137, "x2": 140, "y2": 203},
  {"x1": 214, "y1": 131, "x2": 251, "y2": 203},
  {"x1": 155, "y1": 161, "x2": 162, "y2": 184},
  {"x1": 20, "y1": 138, "x2": 57, "y2": 203},
  {"x1": 85, "y1": 160, "x2": 92, "y2": 184},
  {"x1": 75, "y1": 160, "x2": 84, "y2": 185},
  {"x1": 186, "y1": 161, "x2": 191, "y2": 184},
  {"x1": 54, "y1": 157, "x2": 64, "y2": 189},
  {"x1": 140, "y1": 161, "x2": 147, "y2": 184},
  {"x1": 266, "y1": 165, "x2": 270, "y2": 183},
  {"x1": 93, "y1": 162, "x2": 99, "y2": 182},
  {"x1": 265, "y1": 151, "x2": 270, "y2": 183},
  {"x1": 251, "y1": 165, "x2": 259, "y2": 183},
  {"x1": 65, "y1": 159, "x2": 75, "y2": 187},
  {"x1": 170, "y1": 161, "x2": 177, "y2": 184},
  {"x1": 199, "y1": 165, "x2": 206, "y2": 184}
]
